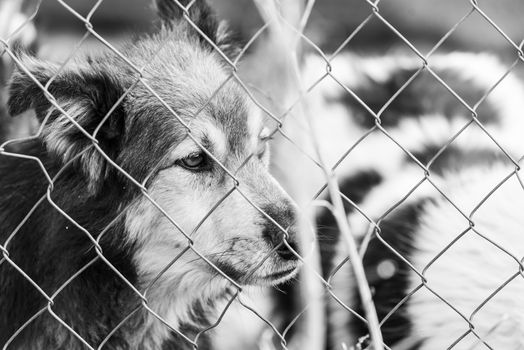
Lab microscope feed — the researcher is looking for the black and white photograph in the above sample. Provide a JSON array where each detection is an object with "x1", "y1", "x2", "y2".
[{"x1": 1, "y1": 0, "x2": 524, "y2": 349}]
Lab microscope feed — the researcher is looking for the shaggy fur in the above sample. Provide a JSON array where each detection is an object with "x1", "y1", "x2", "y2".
[{"x1": 0, "y1": 1, "x2": 300, "y2": 349}]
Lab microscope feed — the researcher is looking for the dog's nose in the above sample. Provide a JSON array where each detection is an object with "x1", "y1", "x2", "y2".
[
  {"x1": 273, "y1": 230, "x2": 299, "y2": 260},
  {"x1": 261, "y1": 203, "x2": 299, "y2": 261}
]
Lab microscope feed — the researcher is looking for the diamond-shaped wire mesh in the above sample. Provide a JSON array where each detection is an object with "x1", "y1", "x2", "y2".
[{"x1": 1, "y1": 0, "x2": 524, "y2": 349}]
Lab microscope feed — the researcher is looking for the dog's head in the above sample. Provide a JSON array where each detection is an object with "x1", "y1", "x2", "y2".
[{"x1": 7, "y1": 0, "x2": 300, "y2": 323}]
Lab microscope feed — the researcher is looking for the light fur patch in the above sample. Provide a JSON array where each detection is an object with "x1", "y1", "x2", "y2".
[{"x1": 405, "y1": 166, "x2": 524, "y2": 349}]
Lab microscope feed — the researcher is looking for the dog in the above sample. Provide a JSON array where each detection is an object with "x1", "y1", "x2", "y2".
[
  {"x1": 0, "y1": 1, "x2": 300, "y2": 349},
  {"x1": 301, "y1": 52, "x2": 524, "y2": 349}
]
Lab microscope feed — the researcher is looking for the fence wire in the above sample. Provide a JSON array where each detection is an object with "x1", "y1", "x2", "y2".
[{"x1": 1, "y1": 0, "x2": 524, "y2": 349}]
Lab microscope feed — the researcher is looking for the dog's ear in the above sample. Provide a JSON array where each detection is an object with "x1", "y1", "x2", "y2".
[
  {"x1": 154, "y1": 0, "x2": 240, "y2": 59},
  {"x1": 8, "y1": 56, "x2": 126, "y2": 192}
]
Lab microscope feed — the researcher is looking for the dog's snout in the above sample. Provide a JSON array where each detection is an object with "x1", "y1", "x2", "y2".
[{"x1": 261, "y1": 203, "x2": 299, "y2": 261}]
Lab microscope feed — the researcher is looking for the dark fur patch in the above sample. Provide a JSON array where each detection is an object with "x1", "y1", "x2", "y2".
[
  {"x1": 349, "y1": 198, "x2": 429, "y2": 348},
  {"x1": 317, "y1": 170, "x2": 383, "y2": 278},
  {"x1": 0, "y1": 103, "x2": 7, "y2": 142},
  {"x1": 212, "y1": 260, "x2": 246, "y2": 283},
  {"x1": 317, "y1": 170, "x2": 384, "y2": 350},
  {"x1": 155, "y1": 0, "x2": 240, "y2": 59},
  {"x1": 8, "y1": 62, "x2": 126, "y2": 134},
  {"x1": 338, "y1": 68, "x2": 499, "y2": 129},
  {"x1": 411, "y1": 144, "x2": 508, "y2": 175},
  {"x1": 0, "y1": 142, "x2": 146, "y2": 348}
]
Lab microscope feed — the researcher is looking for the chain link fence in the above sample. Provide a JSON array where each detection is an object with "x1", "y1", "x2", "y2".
[{"x1": 1, "y1": 0, "x2": 524, "y2": 349}]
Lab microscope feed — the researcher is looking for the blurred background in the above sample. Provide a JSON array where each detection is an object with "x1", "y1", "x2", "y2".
[{"x1": 25, "y1": 0, "x2": 524, "y2": 61}]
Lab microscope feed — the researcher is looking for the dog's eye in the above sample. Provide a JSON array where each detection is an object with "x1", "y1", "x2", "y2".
[
  {"x1": 257, "y1": 141, "x2": 269, "y2": 159},
  {"x1": 177, "y1": 152, "x2": 209, "y2": 171},
  {"x1": 257, "y1": 134, "x2": 272, "y2": 159}
]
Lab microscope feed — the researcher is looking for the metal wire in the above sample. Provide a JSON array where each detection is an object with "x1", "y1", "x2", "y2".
[{"x1": 1, "y1": 0, "x2": 524, "y2": 349}]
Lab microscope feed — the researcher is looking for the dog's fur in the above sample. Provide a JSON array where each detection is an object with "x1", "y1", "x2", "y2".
[
  {"x1": 305, "y1": 52, "x2": 524, "y2": 349},
  {"x1": 0, "y1": 1, "x2": 300, "y2": 349},
  {"x1": 0, "y1": 7, "x2": 38, "y2": 142}
]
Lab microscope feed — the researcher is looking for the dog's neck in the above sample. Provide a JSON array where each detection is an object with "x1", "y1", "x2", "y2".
[
  {"x1": 10, "y1": 256, "x2": 218, "y2": 350},
  {"x1": 134, "y1": 264, "x2": 233, "y2": 348}
]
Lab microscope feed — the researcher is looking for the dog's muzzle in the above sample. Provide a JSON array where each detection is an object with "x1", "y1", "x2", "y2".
[{"x1": 261, "y1": 203, "x2": 300, "y2": 261}]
